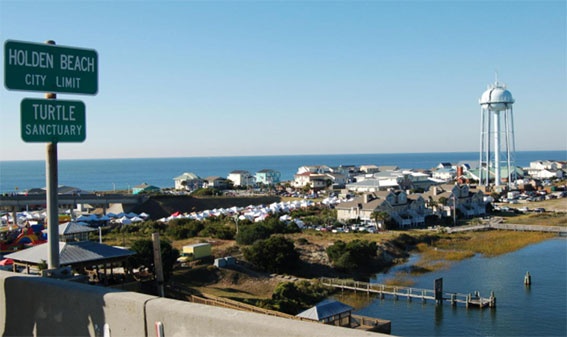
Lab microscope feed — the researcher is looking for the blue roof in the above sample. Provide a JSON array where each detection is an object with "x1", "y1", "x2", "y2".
[{"x1": 296, "y1": 299, "x2": 354, "y2": 321}]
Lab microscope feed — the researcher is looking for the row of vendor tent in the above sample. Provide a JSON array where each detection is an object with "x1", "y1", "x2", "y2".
[
  {"x1": 0, "y1": 210, "x2": 150, "y2": 225},
  {"x1": 75, "y1": 212, "x2": 149, "y2": 223},
  {"x1": 157, "y1": 197, "x2": 349, "y2": 225}
]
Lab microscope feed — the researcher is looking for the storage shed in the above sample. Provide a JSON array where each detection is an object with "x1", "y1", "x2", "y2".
[{"x1": 183, "y1": 243, "x2": 212, "y2": 259}]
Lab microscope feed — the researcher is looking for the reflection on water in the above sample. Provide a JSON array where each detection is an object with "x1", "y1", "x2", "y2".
[{"x1": 353, "y1": 238, "x2": 566, "y2": 337}]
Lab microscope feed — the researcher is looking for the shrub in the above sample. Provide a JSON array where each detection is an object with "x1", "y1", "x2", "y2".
[
  {"x1": 192, "y1": 188, "x2": 220, "y2": 196},
  {"x1": 326, "y1": 240, "x2": 377, "y2": 271},
  {"x1": 243, "y1": 235, "x2": 299, "y2": 273},
  {"x1": 200, "y1": 223, "x2": 236, "y2": 240},
  {"x1": 236, "y1": 224, "x2": 272, "y2": 245},
  {"x1": 296, "y1": 237, "x2": 309, "y2": 245},
  {"x1": 166, "y1": 220, "x2": 204, "y2": 240}
]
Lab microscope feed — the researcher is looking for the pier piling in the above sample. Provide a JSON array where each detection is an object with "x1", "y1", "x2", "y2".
[{"x1": 524, "y1": 272, "x2": 531, "y2": 285}]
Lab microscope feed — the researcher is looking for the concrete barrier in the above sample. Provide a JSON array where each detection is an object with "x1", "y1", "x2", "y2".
[
  {"x1": 0, "y1": 271, "x2": 152, "y2": 336},
  {"x1": 0, "y1": 271, "x2": 388, "y2": 337}
]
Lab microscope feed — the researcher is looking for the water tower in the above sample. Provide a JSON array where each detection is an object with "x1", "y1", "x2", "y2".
[{"x1": 478, "y1": 78, "x2": 516, "y2": 188}]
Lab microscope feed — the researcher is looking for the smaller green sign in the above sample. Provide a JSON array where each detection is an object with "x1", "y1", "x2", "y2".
[{"x1": 21, "y1": 98, "x2": 86, "y2": 143}]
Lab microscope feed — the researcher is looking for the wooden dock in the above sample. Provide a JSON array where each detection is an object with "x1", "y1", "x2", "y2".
[{"x1": 320, "y1": 278, "x2": 495, "y2": 309}]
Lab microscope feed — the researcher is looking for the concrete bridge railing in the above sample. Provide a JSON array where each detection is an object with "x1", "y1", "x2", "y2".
[{"x1": 0, "y1": 271, "x2": 386, "y2": 337}]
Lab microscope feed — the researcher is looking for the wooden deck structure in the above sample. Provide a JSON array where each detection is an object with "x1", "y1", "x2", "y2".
[
  {"x1": 320, "y1": 278, "x2": 495, "y2": 309},
  {"x1": 167, "y1": 284, "x2": 391, "y2": 334}
]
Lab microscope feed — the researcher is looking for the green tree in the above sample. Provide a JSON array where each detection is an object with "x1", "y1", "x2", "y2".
[
  {"x1": 243, "y1": 235, "x2": 299, "y2": 273},
  {"x1": 260, "y1": 280, "x2": 332, "y2": 315},
  {"x1": 370, "y1": 211, "x2": 390, "y2": 228},
  {"x1": 129, "y1": 239, "x2": 179, "y2": 282}
]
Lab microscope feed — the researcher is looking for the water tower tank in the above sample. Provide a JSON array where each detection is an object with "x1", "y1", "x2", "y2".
[{"x1": 479, "y1": 84, "x2": 514, "y2": 111}]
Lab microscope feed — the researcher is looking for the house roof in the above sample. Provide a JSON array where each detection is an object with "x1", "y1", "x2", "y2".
[
  {"x1": 5, "y1": 241, "x2": 134, "y2": 266},
  {"x1": 229, "y1": 170, "x2": 250, "y2": 174},
  {"x1": 336, "y1": 192, "x2": 391, "y2": 210},
  {"x1": 257, "y1": 169, "x2": 277, "y2": 173},
  {"x1": 173, "y1": 172, "x2": 201, "y2": 181},
  {"x1": 204, "y1": 176, "x2": 225, "y2": 182},
  {"x1": 378, "y1": 166, "x2": 399, "y2": 171},
  {"x1": 435, "y1": 168, "x2": 456, "y2": 173},
  {"x1": 133, "y1": 183, "x2": 159, "y2": 189},
  {"x1": 296, "y1": 300, "x2": 354, "y2": 321},
  {"x1": 184, "y1": 243, "x2": 211, "y2": 249}
]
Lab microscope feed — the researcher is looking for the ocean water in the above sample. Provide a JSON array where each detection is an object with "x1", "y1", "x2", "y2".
[{"x1": 0, "y1": 151, "x2": 565, "y2": 193}]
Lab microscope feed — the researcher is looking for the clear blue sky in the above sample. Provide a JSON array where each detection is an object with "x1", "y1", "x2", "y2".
[{"x1": 1, "y1": 1, "x2": 565, "y2": 160}]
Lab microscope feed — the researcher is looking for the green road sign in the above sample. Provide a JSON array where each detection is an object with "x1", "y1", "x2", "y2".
[
  {"x1": 21, "y1": 98, "x2": 86, "y2": 143},
  {"x1": 4, "y1": 40, "x2": 98, "y2": 95}
]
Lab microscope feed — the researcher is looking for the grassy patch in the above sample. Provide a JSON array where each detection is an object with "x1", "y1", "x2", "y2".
[{"x1": 502, "y1": 213, "x2": 567, "y2": 227}]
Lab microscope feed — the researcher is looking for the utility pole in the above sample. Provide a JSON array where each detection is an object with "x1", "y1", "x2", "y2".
[
  {"x1": 453, "y1": 193, "x2": 457, "y2": 226},
  {"x1": 152, "y1": 233, "x2": 165, "y2": 297}
]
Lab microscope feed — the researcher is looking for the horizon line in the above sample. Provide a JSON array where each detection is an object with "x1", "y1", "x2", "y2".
[{"x1": 1, "y1": 149, "x2": 565, "y2": 163}]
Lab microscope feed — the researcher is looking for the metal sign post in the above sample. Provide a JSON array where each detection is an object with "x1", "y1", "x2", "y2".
[
  {"x1": 44, "y1": 41, "x2": 60, "y2": 270},
  {"x1": 434, "y1": 278, "x2": 443, "y2": 304}
]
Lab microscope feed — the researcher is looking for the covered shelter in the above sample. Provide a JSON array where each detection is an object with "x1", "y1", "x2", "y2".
[
  {"x1": 43, "y1": 222, "x2": 96, "y2": 242},
  {"x1": 5, "y1": 241, "x2": 134, "y2": 283},
  {"x1": 296, "y1": 299, "x2": 354, "y2": 327}
]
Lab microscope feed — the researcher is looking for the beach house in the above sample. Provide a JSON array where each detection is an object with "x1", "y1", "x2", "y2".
[
  {"x1": 173, "y1": 172, "x2": 204, "y2": 191},
  {"x1": 255, "y1": 169, "x2": 281, "y2": 186}
]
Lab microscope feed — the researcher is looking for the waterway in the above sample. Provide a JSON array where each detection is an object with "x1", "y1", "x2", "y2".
[{"x1": 336, "y1": 237, "x2": 566, "y2": 336}]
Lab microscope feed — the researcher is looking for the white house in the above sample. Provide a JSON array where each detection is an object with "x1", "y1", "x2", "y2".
[
  {"x1": 359, "y1": 165, "x2": 380, "y2": 173},
  {"x1": 529, "y1": 160, "x2": 558, "y2": 171},
  {"x1": 297, "y1": 165, "x2": 331, "y2": 175},
  {"x1": 293, "y1": 172, "x2": 328, "y2": 190},
  {"x1": 531, "y1": 169, "x2": 564, "y2": 179},
  {"x1": 227, "y1": 170, "x2": 255, "y2": 187}
]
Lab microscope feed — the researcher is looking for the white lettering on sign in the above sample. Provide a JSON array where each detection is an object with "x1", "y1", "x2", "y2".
[
  {"x1": 32, "y1": 103, "x2": 76, "y2": 121},
  {"x1": 8, "y1": 48, "x2": 54, "y2": 69},
  {"x1": 24, "y1": 124, "x2": 82, "y2": 136},
  {"x1": 24, "y1": 74, "x2": 46, "y2": 86},
  {"x1": 60, "y1": 54, "x2": 95, "y2": 72},
  {"x1": 56, "y1": 76, "x2": 81, "y2": 89}
]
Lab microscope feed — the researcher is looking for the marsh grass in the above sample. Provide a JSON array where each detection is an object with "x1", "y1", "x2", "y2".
[
  {"x1": 415, "y1": 243, "x2": 475, "y2": 261},
  {"x1": 435, "y1": 231, "x2": 555, "y2": 257},
  {"x1": 383, "y1": 275, "x2": 415, "y2": 287}
]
